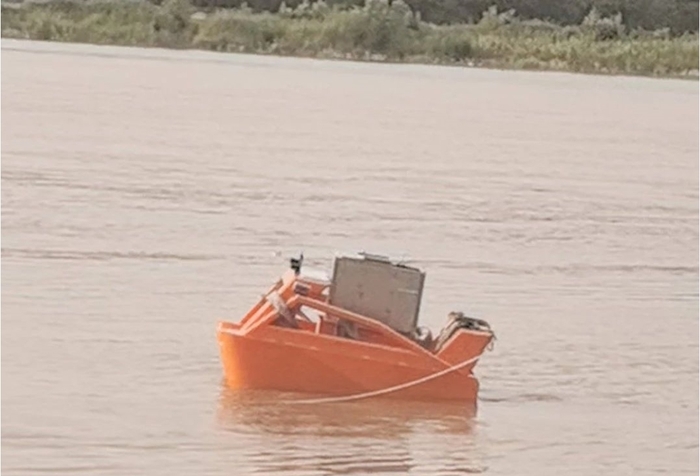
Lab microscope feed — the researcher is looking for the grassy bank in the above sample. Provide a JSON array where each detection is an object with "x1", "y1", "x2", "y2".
[{"x1": 2, "y1": 0, "x2": 698, "y2": 78}]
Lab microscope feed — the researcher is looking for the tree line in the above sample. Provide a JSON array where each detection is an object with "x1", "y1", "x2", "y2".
[{"x1": 184, "y1": 0, "x2": 699, "y2": 34}]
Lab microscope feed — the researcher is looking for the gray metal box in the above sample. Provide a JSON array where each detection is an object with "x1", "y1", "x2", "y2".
[{"x1": 329, "y1": 254, "x2": 425, "y2": 333}]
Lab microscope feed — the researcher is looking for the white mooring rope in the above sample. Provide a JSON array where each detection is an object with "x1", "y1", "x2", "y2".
[{"x1": 283, "y1": 349, "x2": 487, "y2": 405}]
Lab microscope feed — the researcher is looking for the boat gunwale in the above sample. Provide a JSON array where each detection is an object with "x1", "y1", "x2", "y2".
[
  {"x1": 219, "y1": 323, "x2": 421, "y2": 357},
  {"x1": 219, "y1": 320, "x2": 494, "y2": 346}
]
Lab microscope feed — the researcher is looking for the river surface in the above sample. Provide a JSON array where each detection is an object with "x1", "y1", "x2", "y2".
[{"x1": 2, "y1": 39, "x2": 698, "y2": 476}]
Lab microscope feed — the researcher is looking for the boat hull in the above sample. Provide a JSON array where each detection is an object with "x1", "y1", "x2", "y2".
[{"x1": 217, "y1": 322, "x2": 491, "y2": 402}]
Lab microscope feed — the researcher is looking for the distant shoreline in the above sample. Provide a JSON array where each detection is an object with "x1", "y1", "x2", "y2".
[{"x1": 2, "y1": 0, "x2": 698, "y2": 80}]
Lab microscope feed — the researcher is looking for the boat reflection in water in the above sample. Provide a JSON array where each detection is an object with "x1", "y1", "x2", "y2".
[
  {"x1": 216, "y1": 385, "x2": 486, "y2": 475},
  {"x1": 216, "y1": 385, "x2": 479, "y2": 438}
]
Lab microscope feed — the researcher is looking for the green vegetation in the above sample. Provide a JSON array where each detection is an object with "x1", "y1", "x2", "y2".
[
  {"x1": 2, "y1": 0, "x2": 698, "y2": 78},
  {"x1": 190, "y1": 0, "x2": 699, "y2": 36}
]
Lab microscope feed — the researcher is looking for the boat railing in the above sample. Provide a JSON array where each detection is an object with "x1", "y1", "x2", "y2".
[{"x1": 243, "y1": 285, "x2": 445, "y2": 363}]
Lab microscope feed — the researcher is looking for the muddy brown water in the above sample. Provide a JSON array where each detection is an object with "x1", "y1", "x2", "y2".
[{"x1": 2, "y1": 39, "x2": 698, "y2": 475}]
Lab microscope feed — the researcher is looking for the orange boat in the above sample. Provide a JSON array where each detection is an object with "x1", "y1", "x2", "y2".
[{"x1": 217, "y1": 253, "x2": 495, "y2": 404}]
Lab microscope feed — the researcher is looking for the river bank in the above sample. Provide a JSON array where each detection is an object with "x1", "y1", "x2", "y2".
[{"x1": 2, "y1": 0, "x2": 698, "y2": 78}]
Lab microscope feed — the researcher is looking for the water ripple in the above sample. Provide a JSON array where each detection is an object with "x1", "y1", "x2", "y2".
[{"x1": 1, "y1": 247, "x2": 223, "y2": 262}]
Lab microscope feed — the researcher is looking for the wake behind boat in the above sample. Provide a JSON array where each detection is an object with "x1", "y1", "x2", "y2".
[{"x1": 216, "y1": 253, "x2": 495, "y2": 404}]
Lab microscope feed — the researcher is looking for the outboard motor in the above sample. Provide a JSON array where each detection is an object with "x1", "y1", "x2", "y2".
[{"x1": 433, "y1": 311, "x2": 493, "y2": 352}]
